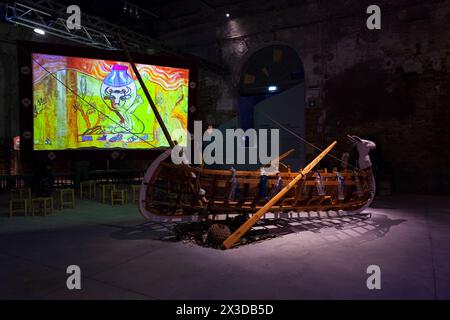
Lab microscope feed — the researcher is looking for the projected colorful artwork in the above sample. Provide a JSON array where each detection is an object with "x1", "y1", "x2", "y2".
[{"x1": 32, "y1": 53, "x2": 189, "y2": 150}]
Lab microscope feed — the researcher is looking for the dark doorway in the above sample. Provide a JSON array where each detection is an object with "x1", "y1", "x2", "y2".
[{"x1": 238, "y1": 45, "x2": 306, "y2": 169}]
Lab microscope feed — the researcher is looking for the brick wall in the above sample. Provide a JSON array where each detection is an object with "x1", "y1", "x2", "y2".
[
  {"x1": 1, "y1": 0, "x2": 449, "y2": 193},
  {"x1": 153, "y1": 0, "x2": 450, "y2": 194}
]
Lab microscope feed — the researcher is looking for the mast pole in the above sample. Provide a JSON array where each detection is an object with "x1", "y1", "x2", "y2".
[{"x1": 117, "y1": 33, "x2": 175, "y2": 149}]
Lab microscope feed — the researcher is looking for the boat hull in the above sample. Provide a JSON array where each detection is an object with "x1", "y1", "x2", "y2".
[{"x1": 139, "y1": 151, "x2": 375, "y2": 222}]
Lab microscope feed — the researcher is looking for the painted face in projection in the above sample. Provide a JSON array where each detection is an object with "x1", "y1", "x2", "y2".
[{"x1": 101, "y1": 64, "x2": 137, "y2": 110}]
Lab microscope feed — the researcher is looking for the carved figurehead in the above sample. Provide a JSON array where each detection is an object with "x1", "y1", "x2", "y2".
[
  {"x1": 347, "y1": 134, "x2": 377, "y2": 204},
  {"x1": 347, "y1": 135, "x2": 376, "y2": 170}
]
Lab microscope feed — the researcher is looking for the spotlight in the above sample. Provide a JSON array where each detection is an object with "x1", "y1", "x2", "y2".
[
  {"x1": 267, "y1": 85, "x2": 278, "y2": 92},
  {"x1": 33, "y1": 28, "x2": 45, "y2": 35},
  {"x1": 225, "y1": 13, "x2": 230, "y2": 18}
]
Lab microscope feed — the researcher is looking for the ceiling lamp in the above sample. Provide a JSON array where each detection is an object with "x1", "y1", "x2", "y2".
[{"x1": 33, "y1": 28, "x2": 45, "y2": 35}]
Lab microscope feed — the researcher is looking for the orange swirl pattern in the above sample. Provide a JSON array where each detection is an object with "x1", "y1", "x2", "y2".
[
  {"x1": 137, "y1": 65, "x2": 188, "y2": 90},
  {"x1": 32, "y1": 54, "x2": 189, "y2": 91}
]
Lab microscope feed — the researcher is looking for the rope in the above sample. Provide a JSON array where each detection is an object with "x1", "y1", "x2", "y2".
[{"x1": 259, "y1": 110, "x2": 360, "y2": 171}]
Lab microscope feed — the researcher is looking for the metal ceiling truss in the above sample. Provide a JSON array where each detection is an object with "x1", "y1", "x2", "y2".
[
  {"x1": 1, "y1": 0, "x2": 227, "y2": 73},
  {"x1": 2, "y1": 0, "x2": 159, "y2": 51}
]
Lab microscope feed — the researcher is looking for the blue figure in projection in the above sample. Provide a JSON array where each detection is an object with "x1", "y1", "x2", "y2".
[{"x1": 101, "y1": 64, "x2": 138, "y2": 135}]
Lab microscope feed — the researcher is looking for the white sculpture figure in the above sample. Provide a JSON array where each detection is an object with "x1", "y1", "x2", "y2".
[
  {"x1": 347, "y1": 135, "x2": 376, "y2": 170},
  {"x1": 228, "y1": 167, "x2": 239, "y2": 202}
]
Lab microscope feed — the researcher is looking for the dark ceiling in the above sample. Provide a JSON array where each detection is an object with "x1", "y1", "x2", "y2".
[{"x1": 55, "y1": 0, "x2": 308, "y2": 37}]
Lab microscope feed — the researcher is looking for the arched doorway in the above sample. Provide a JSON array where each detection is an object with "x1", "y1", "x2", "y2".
[{"x1": 238, "y1": 45, "x2": 306, "y2": 169}]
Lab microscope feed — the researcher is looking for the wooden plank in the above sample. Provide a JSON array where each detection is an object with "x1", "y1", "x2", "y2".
[{"x1": 222, "y1": 141, "x2": 337, "y2": 249}]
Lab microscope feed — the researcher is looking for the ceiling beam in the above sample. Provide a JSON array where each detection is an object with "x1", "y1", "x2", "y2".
[{"x1": 1, "y1": 0, "x2": 227, "y2": 73}]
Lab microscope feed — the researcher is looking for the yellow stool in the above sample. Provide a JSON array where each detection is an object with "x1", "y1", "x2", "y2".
[
  {"x1": 100, "y1": 184, "x2": 116, "y2": 203},
  {"x1": 131, "y1": 185, "x2": 141, "y2": 204},
  {"x1": 31, "y1": 197, "x2": 53, "y2": 216},
  {"x1": 9, "y1": 199, "x2": 28, "y2": 217},
  {"x1": 56, "y1": 188, "x2": 75, "y2": 210},
  {"x1": 80, "y1": 181, "x2": 95, "y2": 200},
  {"x1": 111, "y1": 189, "x2": 127, "y2": 205},
  {"x1": 11, "y1": 187, "x2": 31, "y2": 205}
]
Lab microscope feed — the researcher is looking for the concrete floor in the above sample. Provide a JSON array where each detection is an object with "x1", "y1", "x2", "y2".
[{"x1": 0, "y1": 194, "x2": 449, "y2": 300}]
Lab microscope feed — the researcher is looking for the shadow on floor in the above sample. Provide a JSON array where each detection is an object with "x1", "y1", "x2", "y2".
[
  {"x1": 104, "y1": 221, "x2": 179, "y2": 240},
  {"x1": 105, "y1": 213, "x2": 407, "y2": 246},
  {"x1": 255, "y1": 213, "x2": 407, "y2": 245}
]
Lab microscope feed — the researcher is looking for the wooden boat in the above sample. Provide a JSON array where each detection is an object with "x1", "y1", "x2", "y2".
[
  {"x1": 138, "y1": 144, "x2": 376, "y2": 223},
  {"x1": 116, "y1": 36, "x2": 376, "y2": 240}
]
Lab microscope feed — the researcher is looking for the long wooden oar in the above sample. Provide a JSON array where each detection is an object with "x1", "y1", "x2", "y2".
[{"x1": 222, "y1": 141, "x2": 337, "y2": 249}]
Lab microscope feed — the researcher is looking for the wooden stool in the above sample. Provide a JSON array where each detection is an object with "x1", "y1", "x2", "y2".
[
  {"x1": 111, "y1": 189, "x2": 127, "y2": 205},
  {"x1": 56, "y1": 188, "x2": 75, "y2": 210},
  {"x1": 80, "y1": 180, "x2": 95, "y2": 200},
  {"x1": 9, "y1": 199, "x2": 28, "y2": 217},
  {"x1": 99, "y1": 184, "x2": 116, "y2": 203},
  {"x1": 31, "y1": 197, "x2": 53, "y2": 216},
  {"x1": 131, "y1": 185, "x2": 141, "y2": 204},
  {"x1": 11, "y1": 187, "x2": 31, "y2": 206}
]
